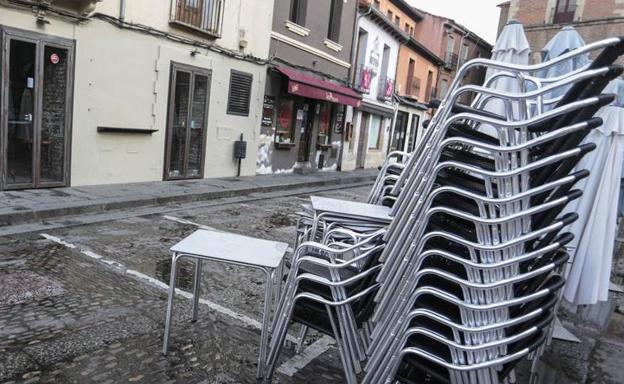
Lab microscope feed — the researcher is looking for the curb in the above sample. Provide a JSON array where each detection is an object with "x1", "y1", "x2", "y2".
[{"x1": 0, "y1": 173, "x2": 377, "y2": 227}]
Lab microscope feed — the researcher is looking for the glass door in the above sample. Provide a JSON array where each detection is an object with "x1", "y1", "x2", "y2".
[
  {"x1": 1, "y1": 28, "x2": 74, "y2": 190},
  {"x1": 165, "y1": 63, "x2": 211, "y2": 180}
]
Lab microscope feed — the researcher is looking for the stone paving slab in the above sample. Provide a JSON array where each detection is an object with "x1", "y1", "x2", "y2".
[{"x1": 0, "y1": 170, "x2": 377, "y2": 227}]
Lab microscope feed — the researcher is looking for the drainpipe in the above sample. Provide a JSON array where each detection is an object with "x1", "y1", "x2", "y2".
[{"x1": 119, "y1": 0, "x2": 126, "y2": 22}]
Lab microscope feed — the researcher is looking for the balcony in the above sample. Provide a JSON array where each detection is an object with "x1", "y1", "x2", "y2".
[
  {"x1": 170, "y1": 0, "x2": 225, "y2": 38},
  {"x1": 354, "y1": 64, "x2": 374, "y2": 94},
  {"x1": 444, "y1": 52, "x2": 458, "y2": 70},
  {"x1": 406, "y1": 76, "x2": 421, "y2": 98},
  {"x1": 377, "y1": 76, "x2": 395, "y2": 101}
]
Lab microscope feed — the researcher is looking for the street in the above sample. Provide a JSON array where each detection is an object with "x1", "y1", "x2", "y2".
[
  {"x1": 1, "y1": 183, "x2": 624, "y2": 384},
  {"x1": 0, "y1": 185, "x2": 371, "y2": 384}
]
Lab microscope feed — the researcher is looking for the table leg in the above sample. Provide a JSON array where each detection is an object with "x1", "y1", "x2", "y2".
[
  {"x1": 191, "y1": 258, "x2": 203, "y2": 322},
  {"x1": 162, "y1": 252, "x2": 180, "y2": 355},
  {"x1": 257, "y1": 267, "x2": 275, "y2": 380}
]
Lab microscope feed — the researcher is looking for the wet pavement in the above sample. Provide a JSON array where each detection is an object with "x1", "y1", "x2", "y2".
[{"x1": 1, "y1": 184, "x2": 623, "y2": 383}]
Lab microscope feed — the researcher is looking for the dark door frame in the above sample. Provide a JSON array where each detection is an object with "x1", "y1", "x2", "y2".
[
  {"x1": 0, "y1": 26, "x2": 75, "y2": 191},
  {"x1": 163, "y1": 61, "x2": 211, "y2": 181}
]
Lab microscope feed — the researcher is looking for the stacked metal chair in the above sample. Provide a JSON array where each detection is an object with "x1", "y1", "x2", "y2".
[
  {"x1": 261, "y1": 36, "x2": 624, "y2": 384},
  {"x1": 364, "y1": 36, "x2": 624, "y2": 384}
]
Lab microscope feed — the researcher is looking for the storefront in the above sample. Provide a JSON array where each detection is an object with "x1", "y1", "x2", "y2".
[
  {"x1": 258, "y1": 66, "x2": 361, "y2": 174},
  {"x1": 390, "y1": 97, "x2": 429, "y2": 153}
]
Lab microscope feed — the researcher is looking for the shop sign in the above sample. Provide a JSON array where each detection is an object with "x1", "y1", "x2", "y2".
[
  {"x1": 261, "y1": 95, "x2": 275, "y2": 127},
  {"x1": 334, "y1": 112, "x2": 344, "y2": 134}
]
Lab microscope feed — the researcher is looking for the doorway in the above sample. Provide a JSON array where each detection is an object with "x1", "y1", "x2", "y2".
[
  {"x1": 1, "y1": 28, "x2": 74, "y2": 190},
  {"x1": 356, "y1": 112, "x2": 369, "y2": 168},
  {"x1": 164, "y1": 63, "x2": 211, "y2": 180},
  {"x1": 296, "y1": 100, "x2": 312, "y2": 163},
  {"x1": 392, "y1": 111, "x2": 409, "y2": 152}
]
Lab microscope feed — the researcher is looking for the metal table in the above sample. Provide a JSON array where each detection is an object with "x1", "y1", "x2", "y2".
[{"x1": 161, "y1": 229, "x2": 289, "y2": 379}]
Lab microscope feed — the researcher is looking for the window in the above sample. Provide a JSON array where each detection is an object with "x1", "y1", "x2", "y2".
[
  {"x1": 289, "y1": 0, "x2": 307, "y2": 26},
  {"x1": 327, "y1": 0, "x2": 343, "y2": 42},
  {"x1": 373, "y1": 0, "x2": 380, "y2": 9},
  {"x1": 460, "y1": 43, "x2": 469, "y2": 65},
  {"x1": 404, "y1": 23, "x2": 410, "y2": 33},
  {"x1": 395, "y1": 16, "x2": 400, "y2": 26},
  {"x1": 440, "y1": 78, "x2": 449, "y2": 98},
  {"x1": 317, "y1": 103, "x2": 331, "y2": 145},
  {"x1": 368, "y1": 115, "x2": 383, "y2": 149},
  {"x1": 226, "y1": 70, "x2": 252, "y2": 116},
  {"x1": 172, "y1": 0, "x2": 224, "y2": 37},
  {"x1": 446, "y1": 35, "x2": 455, "y2": 56},
  {"x1": 275, "y1": 98, "x2": 295, "y2": 143},
  {"x1": 425, "y1": 70, "x2": 433, "y2": 102},
  {"x1": 554, "y1": 0, "x2": 577, "y2": 24},
  {"x1": 387, "y1": 10, "x2": 393, "y2": 20}
]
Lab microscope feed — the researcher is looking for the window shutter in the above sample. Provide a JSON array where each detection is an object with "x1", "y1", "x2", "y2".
[{"x1": 227, "y1": 70, "x2": 253, "y2": 116}]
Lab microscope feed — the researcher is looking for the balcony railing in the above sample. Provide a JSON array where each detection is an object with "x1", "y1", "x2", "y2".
[
  {"x1": 354, "y1": 64, "x2": 374, "y2": 94},
  {"x1": 406, "y1": 76, "x2": 421, "y2": 97},
  {"x1": 377, "y1": 76, "x2": 395, "y2": 101},
  {"x1": 170, "y1": 0, "x2": 225, "y2": 37},
  {"x1": 444, "y1": 52, "x2": 458, "y2": 70}
]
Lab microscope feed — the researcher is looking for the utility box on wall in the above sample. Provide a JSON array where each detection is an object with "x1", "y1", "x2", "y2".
[{"x1": 234, "y1": 137, "x2": 247, "y2": 159}]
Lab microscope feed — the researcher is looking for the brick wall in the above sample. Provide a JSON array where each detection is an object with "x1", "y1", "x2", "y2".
[{"x1": 498, "y1": 0, "x2": 624, "y2": 65}]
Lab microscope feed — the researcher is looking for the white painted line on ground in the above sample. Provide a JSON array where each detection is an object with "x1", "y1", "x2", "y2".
[
  {"x1": 277, "y1": 335, "x2": 335, "y2": 376},
  {"x1": 40, "y1": 233, "x2": 297, "y2": 344},
  {"x1": 40, "y1": 233, "x2": 78, "y2": 249},
  {"x1": 162, "y1": 215, "x2": 217, "y2": 231},
  {"x1": 610, "y1": 282, "x2": 624, "y2": 293},
  {"x1": 552, "y1": 317, "x2": 581, "y2": 343}
]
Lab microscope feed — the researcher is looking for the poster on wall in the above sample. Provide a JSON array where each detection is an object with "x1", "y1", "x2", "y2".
[
  {"x1": 261, "y1": 95, "x2": 275, "y2": 127},
  {"x1": 333, "y1": 112, "x2": 344, "y2": 134}
]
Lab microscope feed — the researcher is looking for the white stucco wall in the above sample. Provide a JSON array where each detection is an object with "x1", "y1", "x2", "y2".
[
  {"x1": 0, "y1": 0, "x2": 273, "y2": 186},
  {"x1": 341, "y1": 16, "x2": 399, "y2": 170},
  {"x1": 357, "y1": 16, "x2": 400, "y2": 104}
]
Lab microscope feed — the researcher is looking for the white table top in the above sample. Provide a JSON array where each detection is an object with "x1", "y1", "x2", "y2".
[
  {"x1": 171, "y1": 229, "x2": 289, "y2": 269},
  {"x1": 310, "y1": 196, "x2": 392, "y2": 222}
]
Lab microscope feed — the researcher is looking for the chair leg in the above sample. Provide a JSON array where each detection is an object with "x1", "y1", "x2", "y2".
[
  {"x1": 325, "y1": 304, "x2": 358, "y2": 384},
  {"x1": 295, "y1": 325, "x2": 309, "y2": 354},
  {"x1": 257, "y1": 268, "x2": 276, "y2": 380},
  {"x1": 191, "y1": 258, "x2": 203, "y2": 322},
  {"x1": 162, "y1": 253, "x2": 180, "y2": 355}
]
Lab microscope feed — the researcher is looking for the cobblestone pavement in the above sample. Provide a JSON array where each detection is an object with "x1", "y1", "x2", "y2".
[{"x1": 1, "y1": 184, "x2": 624, "y2": 383}]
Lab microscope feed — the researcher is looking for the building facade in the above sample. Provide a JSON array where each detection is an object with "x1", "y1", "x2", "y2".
[
  {"x1": 498, "y1": 0, "x2": 624, "y2": 64},
  {"x1": 0, "y1": 0, "x2": 273, "y2": 190},
  {"x1": 415, "y1": 10, "x2": 491, "y2": 102},
  {"x1": 340, "y1": 0, "x2": 403, "y2": 171},
  {"x1": 258, "y1": 0, "x2": 359, "y2": 174},
  {"x1": 391, "y1": 4, "x2": 443, "y2": 153}
]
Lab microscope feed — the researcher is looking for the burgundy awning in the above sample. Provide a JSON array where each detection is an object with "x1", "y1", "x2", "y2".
[{"x1": 276, "y1": 66, "x2": 362, "y2": 108}]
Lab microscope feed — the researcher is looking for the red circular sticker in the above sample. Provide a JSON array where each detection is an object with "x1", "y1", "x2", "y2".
[{"x1": 50, "y1": 53, "x2": 60, "y2": 64}]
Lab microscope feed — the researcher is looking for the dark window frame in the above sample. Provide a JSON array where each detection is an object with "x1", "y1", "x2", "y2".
[
  {"x1": 327, "y1": 0, "x2": 343, "y2": 42},
  {"x1": 164, "y1": 62, "x2": 212, "y2": 181},
  {"x1": 553, "y1": 0, "x2": 577, "y2": 24},
  {"x1": 0, "y1": 26, "x2": 75, "y2": 191},
  {"x1": 274, "y1": 96, "x2": 296, "y2": 145},
  {"x1": 289, "y1": 0, "x2": 308, "y2": 26},
  {"x1": 226, "y1": 69, "x2": 253, "y2": 116}
]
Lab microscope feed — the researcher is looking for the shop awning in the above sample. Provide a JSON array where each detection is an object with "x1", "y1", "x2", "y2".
[{"x1": 276, "y1": 66, "x2": 362, "y2": 108}]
